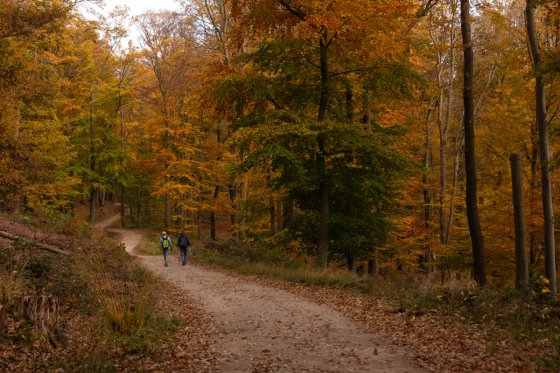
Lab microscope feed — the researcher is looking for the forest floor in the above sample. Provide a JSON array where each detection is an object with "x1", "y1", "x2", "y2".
[{"x1": 2, "y1": 208, "x2": 554, "y2": 372}]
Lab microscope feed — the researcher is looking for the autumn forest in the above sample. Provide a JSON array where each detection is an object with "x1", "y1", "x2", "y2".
[{"x1": 3, "y1": 0, "x2": 560, "y2": 293}]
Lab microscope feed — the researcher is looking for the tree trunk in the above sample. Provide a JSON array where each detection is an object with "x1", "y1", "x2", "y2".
[
  {"x1": 120, "y1": 185, "x2": 125, "y2": 227},
  {"x1": 362, "y1": 91, "x2": 371, "y2": 127},
  {"x1": 89, "y1": 82, "x2": 97, "y2": 225},
  {"x1": 282, "y1": 199, "x2": 292, "y2": 229},
  {"x1": 529, "y1": 122, "x2": 539, "y2": 273},
  {"x1": 197, "y1": 207, "x2": 202, "y2": 240},
  {"x1": 269, "y1": 196, "x2": 276, "y2": 234},
  {"x1": 510, "y1": 154, "x2": 529, "y2": 288},
  {"x1": 526, "y1": 0, "x2": 557, "y2": 296},
  {"x1": 228, "y1": 184, "x2": 237, "y2": 239},
  {"x1": 89, "y1": 189, "x2": 97, "y2": 225},
  {"x1": 423, "y1": 100, "x2": 435, "y2": 272},
  {"x1": 368, "y1": 247, "x2": 379, "y2": 275},
  {"x1": 317, "y1": 34, "x2": 330, "y2": 269},
  {"x1": 210, "y1": 186, "x2": 219, "y2": 241},
  {"x1": 346, "y1": 82, "x2": 354, "y2": 123},
  {"x1": 346, "y1": 251, "x2": 355, "y2": 271},
  {"x1": 445, "y1": 134, "x2": 464, "y2": 244},
  {"x1": 460, "y1": 0, "x2": 486, "y2": 286},
  {"x1": 276, "y1": 200, "x2": 283, "y2": 232}
]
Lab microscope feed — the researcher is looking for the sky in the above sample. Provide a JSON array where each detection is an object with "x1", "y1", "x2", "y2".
[
  {"x1": 80, "y1": 0, "x2": 183, "y2": 45},
  {"x1": 101, "y1": 0, "x2": 181, "y2": 16}
]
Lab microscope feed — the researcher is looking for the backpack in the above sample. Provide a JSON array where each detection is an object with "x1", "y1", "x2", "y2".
[
  {"x1": 162, "y1": 237, "x2": 169, "y2": 249},
  {"x1": 179, "y1": 234, "x2": 189, "y2": 247}
]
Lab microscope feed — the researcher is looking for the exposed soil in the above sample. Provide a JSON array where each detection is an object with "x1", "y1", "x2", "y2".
[{"x1": 140, "y1": 255, "x2": 423, "y2": 373}]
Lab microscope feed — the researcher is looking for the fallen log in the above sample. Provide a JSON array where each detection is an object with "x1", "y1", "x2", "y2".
[{"x1": 0, "y1": 230, "x2": 71, "y2": 255}]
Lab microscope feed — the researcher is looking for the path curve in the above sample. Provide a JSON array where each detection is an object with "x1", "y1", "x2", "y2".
[{"x1": 102, "y1": 217, "x2": 424, "y2": 372}]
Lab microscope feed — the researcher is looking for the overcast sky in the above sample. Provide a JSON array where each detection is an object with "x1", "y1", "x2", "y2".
[
  {"x1": 80, "y1": 0, "x2": 182, "y2": 46},
  {"x1": 102, "y1": 0, "x2": 180, "y2": 15}
]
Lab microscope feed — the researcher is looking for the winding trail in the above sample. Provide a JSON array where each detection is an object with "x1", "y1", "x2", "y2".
[{"x1": 95, "y1": 214, "x2": 424, "y2": 372}]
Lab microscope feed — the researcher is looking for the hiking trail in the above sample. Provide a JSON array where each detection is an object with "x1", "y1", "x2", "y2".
[{"x1": 95, "y1": 214, "x2": 424, "y2": 372}]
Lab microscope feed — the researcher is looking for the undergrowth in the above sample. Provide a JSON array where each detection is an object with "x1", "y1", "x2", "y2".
[{"x1": 0, "y1": 210, "x2": 179, "y2": 371}]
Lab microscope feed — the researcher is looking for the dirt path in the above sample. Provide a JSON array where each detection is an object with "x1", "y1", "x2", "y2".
[{"x1": 101, "y1": 216, "x2": 424, "y2": 372}]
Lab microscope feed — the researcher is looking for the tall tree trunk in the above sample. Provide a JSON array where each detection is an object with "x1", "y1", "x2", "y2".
[
  {"x1": 526, "y1": 0, "x2": 557, "y2": 296},
  {"x1": 440, "y1": 25, "x2": 456, "y2": 244},
  {"x1": 119, "y1": 105, "x2": 126, "y2": 227},
  {"x1": 88, "y1": 82, "x2": 97, "y2": 224},
  {"x1": 317, "y1": 34, "x2": 330, "y2": 269},
  {"x1": 120, "y1": 185, "x2": 125, "y2": 227},
  {"x1": 210, "y1": 186, "x2": 219, "y2": 241},
  {"x1": 529, "y1": 123, "x2": 538, "y2": 271},
  {"x1": 89, "y1": 189, "x2": 97, "y2": 225},
  {"x1": 276, "y1": 200, "x2": 283, "y2": 232},
  {"x1": 510, "y1": 154, "x2": 529, "y2": 288},
  {"x1": 282, "y1": 199, "x2": 292, "y2": 229},
  {"x1": 164, "y1": 195, "x2": 170, "y2": 229},
  {"x1": 269, "y1": 196, "x2": 276, "y2": 234},
  {"x1": 362, "y1": 91, "x2": 371, "y2": 127},
  {"x1": 460, "y1": 0, "x2": 486, "y2": 286},
  {"x1": 445, "y1": 133, "x2": 464, "y2": 244},
  {"x1": 345, "y1": 82, "x2": 354, "y2": 123},
  {"x1": 369, "y1": 247, "x2": 379, "y2": 275},
  {"x1": 228, "y1": 184, "x2": 238, "y2": 240},
  {"x1": 424, "y1": 100, "x2": 435, "y2": 271},
  {"x1": 197, "y1": 206, "x2": 202, "y2": 240}
]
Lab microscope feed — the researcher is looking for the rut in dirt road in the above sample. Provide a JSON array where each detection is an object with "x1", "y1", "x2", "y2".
[{"x1": 142, "y1": 255, "x2": 424, "y2": 372}]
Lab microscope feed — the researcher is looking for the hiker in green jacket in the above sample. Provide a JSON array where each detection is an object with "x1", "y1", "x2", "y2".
[{"x1": 160, "y1": 231, "x2": 172, "y2": 266}]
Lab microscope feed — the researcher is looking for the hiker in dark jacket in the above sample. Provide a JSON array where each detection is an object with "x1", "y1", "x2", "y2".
[
  {"x1": 160, "y1": 231, "x2": 172, "y2": 267},
  {"x1": 177, "y1": 229, "x2": 191, "y2": 266}
]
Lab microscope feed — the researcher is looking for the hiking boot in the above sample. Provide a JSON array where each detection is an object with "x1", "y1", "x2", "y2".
[{"x1": 164, "y1": 263, "x2": 168, "y2": 267}]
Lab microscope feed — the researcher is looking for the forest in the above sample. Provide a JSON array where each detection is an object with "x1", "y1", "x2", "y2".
[{"x1": 1, "y1": 0, "x2": 560, "y2": 294}]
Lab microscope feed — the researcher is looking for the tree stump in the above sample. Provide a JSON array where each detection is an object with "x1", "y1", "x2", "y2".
[{"x1": 16, "y1": 296, "x2": 60, "y2": 337}]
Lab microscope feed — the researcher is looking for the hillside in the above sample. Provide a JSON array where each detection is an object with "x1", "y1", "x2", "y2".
[{"x1": 0, "y1": 213, "x2": 216, "y2": 371}]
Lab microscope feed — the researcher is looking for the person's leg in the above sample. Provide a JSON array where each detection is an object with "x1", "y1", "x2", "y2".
[
  {"x1": 180, "y1": 247, "x2": 186, "y2": 265},
  {"x1": 185, "y1": 247, "x2": 189, "y2": 264},
  {"x1": 163, "y1": 249, "x2": 169, "y2": 266}
]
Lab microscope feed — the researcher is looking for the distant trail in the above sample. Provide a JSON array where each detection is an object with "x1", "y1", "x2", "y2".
[
  {"x1": 105, "y1": 214, "x2": 424, "y2": 372},
  {"x1": 95, "y1": 212, "x2": 142, "y2": 255},
  {"x1": 93, "y1": 212, "x2": 121, "y2": 230}
]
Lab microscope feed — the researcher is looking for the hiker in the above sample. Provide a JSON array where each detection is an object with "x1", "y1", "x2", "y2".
[
  {"x1": 177, "y1": 229, "x2": 191, "y2": 266},
  {"x1": 160, "y1": 231, "x2": 172, "y2": 267}
]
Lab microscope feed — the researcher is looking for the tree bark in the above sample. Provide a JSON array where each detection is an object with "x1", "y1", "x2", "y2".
[
  {"x1": 510, "y1": 154, "x2": 529, "y2": 288},
  {"x1": 210, "y1": 185, "x2": 219, "y2": 241},
  {"x1": 228, "y1": 184, "x2": 239, "y2": 240},
  {"x1": 423, "y1": 100, "x2": 435, "y2": 271},
  {"x1": 88, "y1": 82, "x2": 97, "y2": 225},
  {"x1": 345, "y1": 82, "x2": 354, "y2": 123},
  {"x1": 89, "y1": 189, "x2": 98, "y2": 225},
  {"x1": 317, "y1": 34, "x2": 330, "y2": 269},
  {"x1": 526, "y1": 0, "x2": 557, "y2": 296},
  {"x1": 460, "y1": 0, "x2": 486, "y2": 286},
  {"x1": 369, "y1": 247, "x2": 379, "y2": 275}
]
